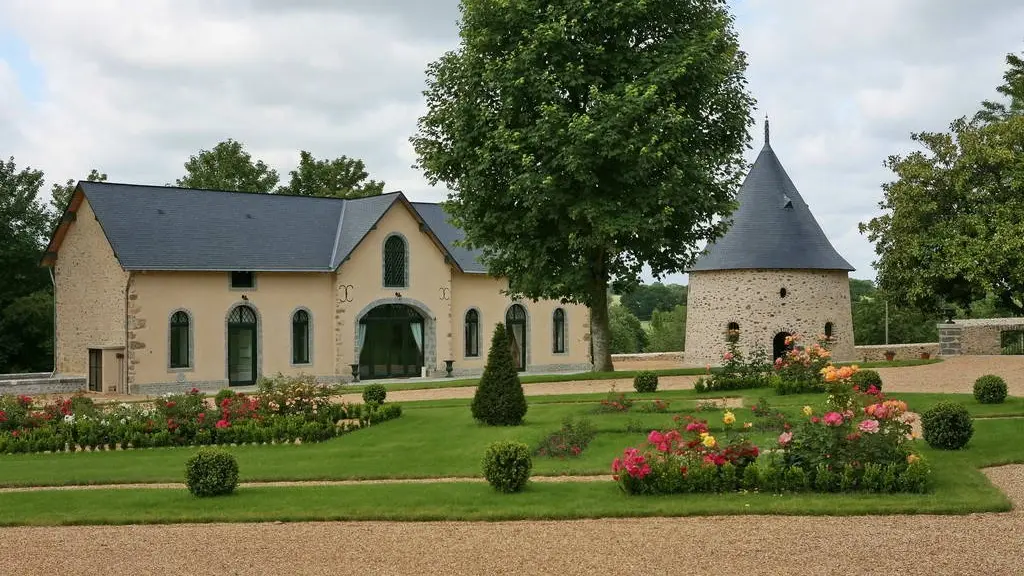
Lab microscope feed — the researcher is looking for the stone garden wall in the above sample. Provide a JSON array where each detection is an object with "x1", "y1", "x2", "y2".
[
  {"x1": 853, "y1": 343, "x2": 940, "y2": 362},
  {"x1": 0, "y1": 373, "x2": 87, "y2": 395},
  {"x1": 937, "y1": 318, "x2": 1024, "y2": 356}
]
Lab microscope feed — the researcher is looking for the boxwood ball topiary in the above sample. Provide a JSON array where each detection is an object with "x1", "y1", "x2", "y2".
[
  {"x1": 482, "y1": 440, "x2": 532, "y2": 493},
  {"x1": 362, "y1": 383, "x2": 387, "y2": 405},
  {"x1": 185, "y1": 447, "x2": 240, "y2": 497},
  {"x1": 851, "y1": 369, "x2": 883, "y2": 391},
  {"x1": 921, "y1": 401, "x2": 974, "y2": 450},
  {"x1": 471, "y1": 324, "x2": 528, "y2": 426},
  {"x1": 633, "y1": 371, "x2": 659, "y2": 393},
  {"x1": 973, "y1": 374, "x2": 1007, "y2": 404}
]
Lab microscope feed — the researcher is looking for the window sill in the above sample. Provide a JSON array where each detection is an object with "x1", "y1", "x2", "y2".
[
  {"x1": 290, "y1": 362, "x2": 313, "y2": 368},
  {"x1": 167, "y1": 366, "x2": 194, "y2": 373}
]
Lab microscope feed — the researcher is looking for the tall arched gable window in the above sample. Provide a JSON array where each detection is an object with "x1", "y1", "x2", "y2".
[
  {"x1": 292, "y1": 309, "x2": 311, "y2": 364},
  {"x1": 169, "y1": 311, "x2": 191, "y2": 369},
  {"x1": 464, "y1": 309, "x2": 480, "y2": 357},
  {"x1": 552, "y1": 308, "x2": 566, "y2": 353},
  {"x1": 383, "y1": 235, "x2": 408, "y2": 288}
]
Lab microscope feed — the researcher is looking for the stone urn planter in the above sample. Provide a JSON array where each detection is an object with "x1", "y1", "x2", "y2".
[{"x1": 884, "y1": 351, "x2": 896, "y2": 361}]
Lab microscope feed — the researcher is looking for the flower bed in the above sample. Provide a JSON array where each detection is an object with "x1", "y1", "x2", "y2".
[
  {"x1": 535, "y1": 417, "x2": 596, "y2": 458},
  {"x1": 0, "y1": 375, "x2": 401, "y2": 454},
  {"x1": 613, "y1": 379, "x2": 931, "y2": 495}
]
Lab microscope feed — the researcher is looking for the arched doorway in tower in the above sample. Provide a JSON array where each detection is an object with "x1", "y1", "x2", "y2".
[
  {"x1": 358, "y1": 304, "x2": 424, "y2": 379},
  {"x1": 505, "y1": 304, "x2": 528, "y2": 372},
  {"x1": 772, "y1": 331, "x2": 793, "y2": 361}
]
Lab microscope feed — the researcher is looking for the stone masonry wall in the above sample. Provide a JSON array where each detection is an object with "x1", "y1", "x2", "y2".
[
  {"x1": 854, "y1": 343, "x2": 940, "y2": 362},
  {"x1": 684, "y1": 269, "x2": 856, "y2": 366},
  {"x1": 53, "y1": 198, "x2": 129, "y2": 376},
  {"x1": 936, "y1": 318, "x2": 1024, "y2": 356}
]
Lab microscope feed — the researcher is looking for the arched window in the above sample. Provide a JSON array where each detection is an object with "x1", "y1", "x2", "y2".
[
  {"x1": 292, "y1": 309, "x2": 310, "y2": 364},
  {"x1": 383, "y1": 235, "x2": 407, "y2": 288},
  {"x1": 464, "y1": 309, "x2": 480, "y2": 357},
  {"x1": 552, "y1": 308, "x2": 566, "y2": 353},
  {"x1": 824, "y1": 321, "x2": 834, "y2": 339},
  {"x1": 726, "y1": 321, "x2": 740, "y2": 343},
  {"x1": 169, "y1": 311, "x2": 191, "y2": 369}
]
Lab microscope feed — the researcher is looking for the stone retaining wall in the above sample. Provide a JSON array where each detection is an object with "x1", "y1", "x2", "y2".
[
  {"x1": 853, "y1": 343, "x2": 940, "y2": 362},
  {"x1": 0, "y1": 375, "x2": 87, "y2": 395}
]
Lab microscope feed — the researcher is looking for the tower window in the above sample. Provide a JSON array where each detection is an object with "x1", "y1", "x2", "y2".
[{"x1": 779, "y1": 287, "x2": 788, "y2": 298}]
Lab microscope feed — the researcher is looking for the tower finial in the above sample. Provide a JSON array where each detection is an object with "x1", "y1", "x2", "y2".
[{"x1": 764, "y1": 114, "x2": 770, "y2": 146}]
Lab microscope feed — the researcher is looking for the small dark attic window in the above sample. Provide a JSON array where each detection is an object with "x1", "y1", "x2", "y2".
[
  {"x1": 231, "y1": 271, "x2": 255, "y2": 289},
  {"x1": 779, "y1": 287, "x2": 788, "y2": 298}
]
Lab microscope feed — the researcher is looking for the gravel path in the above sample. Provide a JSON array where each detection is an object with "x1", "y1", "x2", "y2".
[{"x1": 0, "y1": 464, "x2": 1020, "y2": 575}]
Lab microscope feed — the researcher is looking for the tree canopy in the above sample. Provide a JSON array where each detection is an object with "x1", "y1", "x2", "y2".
[
  {"x1": 860, "y1": 51, "x2": 1024, "y2": 315},
  {"x1": 619, "y1": 282, "x2": 687, "y2": 321},
  {"x1": 49, "y1": 169, "x2": 107, "y2": 227},
  {"x1": 278, "y1": 151, "x2": 385, "y2": 198},
  {"x1": 412, "y1": 0, "x2": 755, "y2": 370},
  {"x1": 175, "y1": 139, "x2": 281, "y2": 193}
]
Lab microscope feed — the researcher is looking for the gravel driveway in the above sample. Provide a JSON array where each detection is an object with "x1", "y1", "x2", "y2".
[{"x1": 0, "y1": 465, "x2": 1021, "y2": 575}]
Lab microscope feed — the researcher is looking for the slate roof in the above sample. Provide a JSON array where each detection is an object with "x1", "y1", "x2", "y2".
[
  {"x1": 687, "y1": 122, "x2": 855, "y2": 272},
  {"x1": 67, "y1": 182, "x2": 487, "y2": 273}
]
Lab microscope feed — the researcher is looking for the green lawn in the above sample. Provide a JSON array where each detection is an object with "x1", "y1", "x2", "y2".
[{"x1": 0, "y1": 385, "x2": 1020, "y2": 526}]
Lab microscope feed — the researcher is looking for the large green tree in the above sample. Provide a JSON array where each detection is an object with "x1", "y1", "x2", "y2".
[
  {"x1": 278, "y1": 151, "x2": 385, "y2": 198},
  {"x1": 646, "y1": 304, "x2": 687, "y2": 352},
  {"x1": 412, "y1": 0, "x2": 755, "y2": 371},
  {"x1": 0, "y1": 157, "x2": 54, "y2": 372},
  {"x1": 175, "y1": 139, "x2": 280, "y2": 193},
  {"x1": 860, "y1": 51, "x2": 1024, "y2": 315}
]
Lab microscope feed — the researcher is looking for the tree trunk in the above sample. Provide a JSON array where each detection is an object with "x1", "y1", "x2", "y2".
[{"x1": 590, "y1": 280, "x2": 614, "y2": 372}]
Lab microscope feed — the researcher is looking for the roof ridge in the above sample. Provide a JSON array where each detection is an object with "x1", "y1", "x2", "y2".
[
  {"x1": 83, "y1": 181, "x2": 411, "y2": 202},
  {"x1": 329, "y1": 199, "x2": 348, "y2": 269}
]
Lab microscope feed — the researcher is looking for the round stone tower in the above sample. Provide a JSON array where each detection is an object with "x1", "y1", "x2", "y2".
[{"x1": 684, "y1": 119, "x2": 856, "y2": 366}]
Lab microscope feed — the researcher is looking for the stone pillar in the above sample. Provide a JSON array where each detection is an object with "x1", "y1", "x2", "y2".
[{"x1": 938, "y1": 324, "x2": 962, "y2": 356}]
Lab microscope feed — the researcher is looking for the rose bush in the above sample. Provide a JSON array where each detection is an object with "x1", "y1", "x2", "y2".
[{"x1": 0, "y1": 376, "x2": 402, "y2": 454}]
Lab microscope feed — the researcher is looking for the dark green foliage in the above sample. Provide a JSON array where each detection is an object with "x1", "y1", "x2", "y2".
[
  {"x1": 609, "y1": 304, "x2": 647, "y2": 353},
  {"x1": 471, "y1": 324, "x2": 527, "y2": 426},
  {"x1": 973, "y1": 375, "x2": 1008, "y2": 404},
  {"x1": 632, "y1": 371, "x2": 658, "y2": 393},
  {"x1": 185, "y1": 448, "x2": 239, "y2": 497},
  {"x1": 175, "y1": 139, "x2": 279, "y2": 193},
  {"x1": 278, "y1": 151, "x2": 385, "y2": 198},
  {"x1": 645, "y1": 305, "x2": 687, "y2": 353},
  {"x1": 214, "y1": 389, "x2": 236, "y2": 406},
  {"x1": 481, "y1": 440, "x2": 532, "y2": 493},
  {"x1": 412, "y1": 0, "x2": 756, "y2": 372},
  {"x1": 921, "y1": 401, "x2": 974, "y2": 450},
  {"x1": 619, "y1": 282, "x2": 687, "y2": 321},
  {"x1": 362, "y1": 384, "x2": 387, "y2": 405},
  {"x1": 535, "y1": 417, "x2": 596, "y2": 458},
  {"x1": 851, "y1": 369, "x2": 883, "y2": 391}
]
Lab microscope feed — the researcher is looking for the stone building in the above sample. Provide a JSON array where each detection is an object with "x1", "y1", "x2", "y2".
[
  {"x1": 42, "y1": 182, "x2": 591, "y2": 395},
  {"x1": 684, "y1": 120, "x2": 856, "y2": 366}
]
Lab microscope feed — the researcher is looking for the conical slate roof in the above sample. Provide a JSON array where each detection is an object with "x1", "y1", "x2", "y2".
[{"x1": 687, "y1": 120, "x2": 854, "y2": 272}]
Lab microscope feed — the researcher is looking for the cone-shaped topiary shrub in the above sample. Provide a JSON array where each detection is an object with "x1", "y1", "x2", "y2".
[
  {"x1": 185, "y1": 447, "x2": 239, "y2": 497},
  {"x1": 973, "y1": 374, "x2": 1007, "y2": 404},
  {"x1": 921, "y1": 401, "x2": 973, "y2": 450},
  {"x1": 471, "y1": 323, "x2": 528, "y2": 426},
  {"x1": 482, "y1": 440, "x2": 532, "y2": 493}
]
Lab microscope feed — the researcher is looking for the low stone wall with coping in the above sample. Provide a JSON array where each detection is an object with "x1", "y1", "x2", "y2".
[
  {"x1": 937, "y1": 318, "x2": 1024, "y2": 356},
  {"x1": 853, "y1": 343, "x2": 940, "y2": 362},
  {"x1": 0, "y1": 375, "x2": 87, "y2": 396}
]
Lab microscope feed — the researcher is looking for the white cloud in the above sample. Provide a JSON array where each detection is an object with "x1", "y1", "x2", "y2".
[{"x1": 2, "y1": 0, "x2": 1022, "y2": 285}]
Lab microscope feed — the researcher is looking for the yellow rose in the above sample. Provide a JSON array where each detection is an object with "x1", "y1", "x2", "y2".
[
  {"x1": 907, "y1": 454, "x2": 920, "y2": 464},
  {"x1": 702, "y1": 435, "x2": 716, "y2": 448},
  {"x1": 699, "y1": 431, "x2": 708, "y2": 439},
  {"x1": 723, "y1": 411, "x2": 736, "y2": 425},
  {"x1": 743, "y1": 422, "x2": 753, "y2": 429},
  {"x1": 802, "y1": 405, "x2": 813, "y2": 417}
]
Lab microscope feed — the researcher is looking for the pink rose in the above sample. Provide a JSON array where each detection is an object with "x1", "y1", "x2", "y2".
[
  {"x1": 823, "y1": 412, "x2": 844, "y2": 427},
  {"x1": 723, "y1": 352, "x2": 734, "y2": 361},
  {"x1": 778, "y1": 431, "x2": 793, "y2": 445},
  {"x1": 858, "y1": 419, "x2": 880, "y2": 434}
]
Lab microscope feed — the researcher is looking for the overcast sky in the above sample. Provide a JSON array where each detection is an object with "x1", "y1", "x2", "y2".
[{"x1": 2, "y1": 0, "x2": 1022, "y2": 284}]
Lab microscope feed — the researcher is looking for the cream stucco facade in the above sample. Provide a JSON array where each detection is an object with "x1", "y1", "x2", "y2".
[{"x1": 47, "y1": 191, "x2": 592, "y2": 395}]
